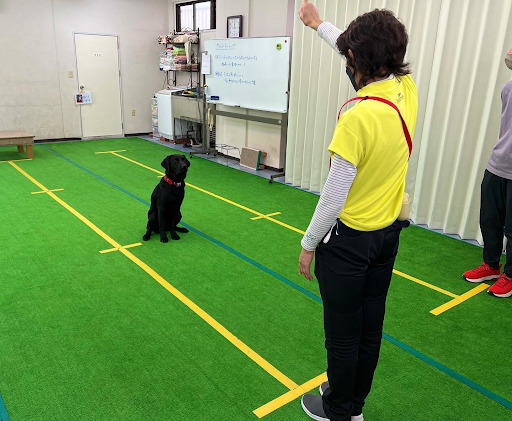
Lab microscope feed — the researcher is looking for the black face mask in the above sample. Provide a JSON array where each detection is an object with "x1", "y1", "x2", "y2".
[{"x1": 346, "y1": 66, "x2": 359, "y2": 91}]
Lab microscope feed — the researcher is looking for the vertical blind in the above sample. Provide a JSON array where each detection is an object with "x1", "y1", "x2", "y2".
[{"x1": 286, "y1": 0, "x2": 512, "y2": 243}]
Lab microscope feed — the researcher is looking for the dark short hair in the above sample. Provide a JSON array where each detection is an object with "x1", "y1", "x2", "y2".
[{"x1": 336, "y1": 9, "x2": 410, "y2": 86}]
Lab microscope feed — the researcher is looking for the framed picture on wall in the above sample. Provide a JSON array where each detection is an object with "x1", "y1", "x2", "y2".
[{"x1": 227, "y1": 15, "x2": 242, "y2": 38}]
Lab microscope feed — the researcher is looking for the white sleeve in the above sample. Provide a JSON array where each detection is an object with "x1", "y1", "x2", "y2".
[
  {"x1": 317, "y1": 22, "x2": 343, "y2": 55},
  {"x1": 301, "y1": 154, "x2": 357, "y2": 251}
]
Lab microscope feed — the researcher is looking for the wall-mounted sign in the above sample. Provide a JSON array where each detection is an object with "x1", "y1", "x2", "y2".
[{"x1": 75, "y1": 91, "x2": 92, "y2": 104}]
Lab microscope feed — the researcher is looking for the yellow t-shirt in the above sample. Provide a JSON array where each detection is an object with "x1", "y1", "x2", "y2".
[{"x1": 328, "y1": 74, "x2": 418, "y2": 231}]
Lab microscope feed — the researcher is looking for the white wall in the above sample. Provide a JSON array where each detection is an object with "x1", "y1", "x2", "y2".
[
  {"x1": 0, "y1": 0, "x2": 169, "y2": 139},
  {"x1": 0, "y1": 0, "x2": 63, "y2": 139},
  {"x1": 169, "y1": 0, "x2": 293, "y2": 169}
]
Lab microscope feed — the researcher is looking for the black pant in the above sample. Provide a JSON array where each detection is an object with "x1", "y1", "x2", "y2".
[
  {"x1": 315, "y1": 219, "x2": 406, "y2": 421},
  {"x1": 480, "y1": 170, "x2": 512, "y2": 276}
]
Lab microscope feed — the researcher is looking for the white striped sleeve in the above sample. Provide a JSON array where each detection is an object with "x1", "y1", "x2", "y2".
[
  {"x1": 317, "y1": 22, "x2": 343, "y2": 55},
  {"x1": 301, "y1": 154, "x2": 357, "y2": 251}
]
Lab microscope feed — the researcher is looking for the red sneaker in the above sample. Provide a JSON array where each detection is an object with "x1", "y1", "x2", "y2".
[
  {"x1": 463, "y1": 262, "x2": 501, "y2": 283},
  {"x1": 488, "y1": 273, "x2": 512, "y2": 298}
]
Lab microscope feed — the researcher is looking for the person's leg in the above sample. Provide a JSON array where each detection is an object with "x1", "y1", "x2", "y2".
[
  {"x1": 314, "y1": 223, "x2": 372, "y2": 421},
  {"x1": 480, "y1": 170, "x2": 506, "y2": 268},
  {"x1": 352, "y1": 223, "x2": 401, "y2": 415},
  {"x1": 488, "y1": 177, "x2": 512, "y2": 296},
  {"x1": 503, "y1": 178, "x2": 512, "y2": 276}
]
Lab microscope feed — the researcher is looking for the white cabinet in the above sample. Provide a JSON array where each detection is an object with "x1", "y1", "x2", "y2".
[{"x1": 156, "y1": 88, "x2": 183, "y2": 140}]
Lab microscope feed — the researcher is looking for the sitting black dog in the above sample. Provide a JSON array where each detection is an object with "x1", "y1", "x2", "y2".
[{"x1": 143, "y1": 154, "x2": 190, "y2": 243}]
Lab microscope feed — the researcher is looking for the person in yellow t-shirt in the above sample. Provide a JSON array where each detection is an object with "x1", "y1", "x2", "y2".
[
  {"x1": 298, "y1": 2, "x2": 418, "y2": 421},
  {"x1": 332, "y1": 74, "x2": 417, "y2": 231}
]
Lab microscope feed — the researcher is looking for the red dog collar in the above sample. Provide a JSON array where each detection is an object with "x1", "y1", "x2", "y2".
[{"x1": 164, "y1": 175, "x2": 182, "y2": 187}]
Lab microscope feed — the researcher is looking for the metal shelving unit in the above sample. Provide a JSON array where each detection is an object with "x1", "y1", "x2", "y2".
[{"x1": 159, "y1": 29, "x2": 201, "y2": 89}]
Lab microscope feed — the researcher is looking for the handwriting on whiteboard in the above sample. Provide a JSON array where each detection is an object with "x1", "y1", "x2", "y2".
[
  {"x1": 214, "y1": 54, "x2": 258, "y2": 61},
  {"x1": 216, "y1": 42, "x2": 237, "y2": 50}
]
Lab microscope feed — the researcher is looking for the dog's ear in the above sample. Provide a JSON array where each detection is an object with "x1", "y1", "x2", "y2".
[
  {"x1": 184, "y1": 156, "x2": 191, "y2": 168},
  {"x1": 161, "y1": 156, "x2": 170, "y2": 171}
]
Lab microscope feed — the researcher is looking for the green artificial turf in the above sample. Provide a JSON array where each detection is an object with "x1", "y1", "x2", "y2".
[{"x1": 0, "y1": 138, "x2": 510, "y2": 420}]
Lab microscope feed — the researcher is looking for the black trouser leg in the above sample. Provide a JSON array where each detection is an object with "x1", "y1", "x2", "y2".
[
  {"x1": 480, "y1": 170, "x2": 507, "y2": 270},
  {"x1": 504, "y1": 177, "x2": 512, "y2": 276},
  {"x1": 352, "y1": 224, "x2": 401, "y2": 414}
]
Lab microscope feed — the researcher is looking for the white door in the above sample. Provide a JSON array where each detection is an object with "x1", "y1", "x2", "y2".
[{"x1": 75, "y1": 34, "x2": 123, "y2": 138}]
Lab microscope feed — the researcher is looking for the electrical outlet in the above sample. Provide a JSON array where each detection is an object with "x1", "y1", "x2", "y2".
[
  {"x1": 68, "y1": 71, "x2": 74, "y2": 78},
  {"x1": 131, "y1": 110, "x2": 136, "y2": 116}
]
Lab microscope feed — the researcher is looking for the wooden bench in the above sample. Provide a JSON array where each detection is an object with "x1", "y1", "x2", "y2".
[{"x1": 0, "y1": 130, "x2": 34, "y2": 159}]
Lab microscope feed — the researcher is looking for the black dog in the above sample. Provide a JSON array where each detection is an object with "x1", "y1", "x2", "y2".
[{"x1": 143, "y1": 154, "x2": 190, "y2": 243}]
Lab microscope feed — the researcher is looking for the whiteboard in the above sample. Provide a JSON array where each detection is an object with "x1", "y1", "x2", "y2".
[{"x1": 204, "y1": 37, "x2": 291, "y2": 113}]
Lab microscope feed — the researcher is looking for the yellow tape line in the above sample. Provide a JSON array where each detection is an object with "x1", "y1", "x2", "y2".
[
  {"x1": 111, "y1": 152, "x2": 162, "y2": 173},
  {"x1": 8, "y1": 160, "x2": 298, "y2": 391},
  {"x1": 120, "y1": 246, "x2": 298, "y2": 390},
  {"x1": 430, "y1": 283, "x2": 489, "y2": 315},
  {"x1": 253, "y1": 372, "x2": 327, "y2": 418},
  {"x1": 392, "y1": 269, "x2": 458, "y2": 298},
  {"x1": 95, "y1": 150, "x2": 127, "y2": 154}
]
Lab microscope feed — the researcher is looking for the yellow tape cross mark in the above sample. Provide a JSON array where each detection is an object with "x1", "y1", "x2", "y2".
[
  {"x1": 31, "y1": 188, "x2": 64, "y2": 195},
  {"x1": 251, "y1": 212, "x2": 281, "y2": 221},
  {"x1": 100, "y1": 243, "x2": 142, "y2": 254},
  {"x1": 9, "y1": 160, "x2": 298, "y2": 392},
  {"x1": 95, "y1": 151, "x2": 481, "y2": 315},
  {"x1": 430, "y1": 283, "x2": 489, "y2": 315},
  {"x1": 95, "y1": 150, "x2": 127, "y2": 154},
  {"x1": 0, "y1": 158, "x2": 32, "y2": 163},
  {"x1": 253, "y1": 372, "x2": 327, "y2": 418}
]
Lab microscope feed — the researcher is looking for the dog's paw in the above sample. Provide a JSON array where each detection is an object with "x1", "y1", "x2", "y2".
[
  {"x1": 142, "y1": 233, "x2": 151, "y2": 241},
  {"x1": 176, "y1": 227, "x2": 189, "y2": 233},
  {"x1": 171, "y1": 233, "x2": 181, "y2": 240},
  {"x1": 160, "y1": 236, "x2": 169, "y2": 243}
]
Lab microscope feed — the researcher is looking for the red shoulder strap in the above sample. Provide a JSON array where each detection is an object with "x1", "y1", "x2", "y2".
[{"x1": 338, "y1": 96, "x2": 412, "y2": 158}]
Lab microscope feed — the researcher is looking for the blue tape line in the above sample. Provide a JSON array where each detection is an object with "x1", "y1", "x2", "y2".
[
  {"x1": 180, "y1": 222, "x2": 323, "y2": 304},
  {"x1": 40, "y1": 145, "x2": 149, "y2": 207},
  {"x1": 0, "y1": 393, "x2": 10, "y2": 421},
  {"x1": 383, "y1": 333, "x2": 512, "y2": 410},
  {"x1": 43, "y1": 145, "x2": 512, "y2": 412}
]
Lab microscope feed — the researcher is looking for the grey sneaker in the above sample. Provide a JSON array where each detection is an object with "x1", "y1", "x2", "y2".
[
  {"x1": 301, "y1": 394, "x2": 329, "y2": 421},
  {"x1": 317, "y1": 383, "x2": 364, "y2": 421},
  {"x1": 319, "y1": 381, "x2": 330, "y2": 396}
]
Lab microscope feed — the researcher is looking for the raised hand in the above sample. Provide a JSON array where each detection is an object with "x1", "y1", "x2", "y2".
[{"x1": 299, "y1": 0, "x2": 323, "y2": 30}]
